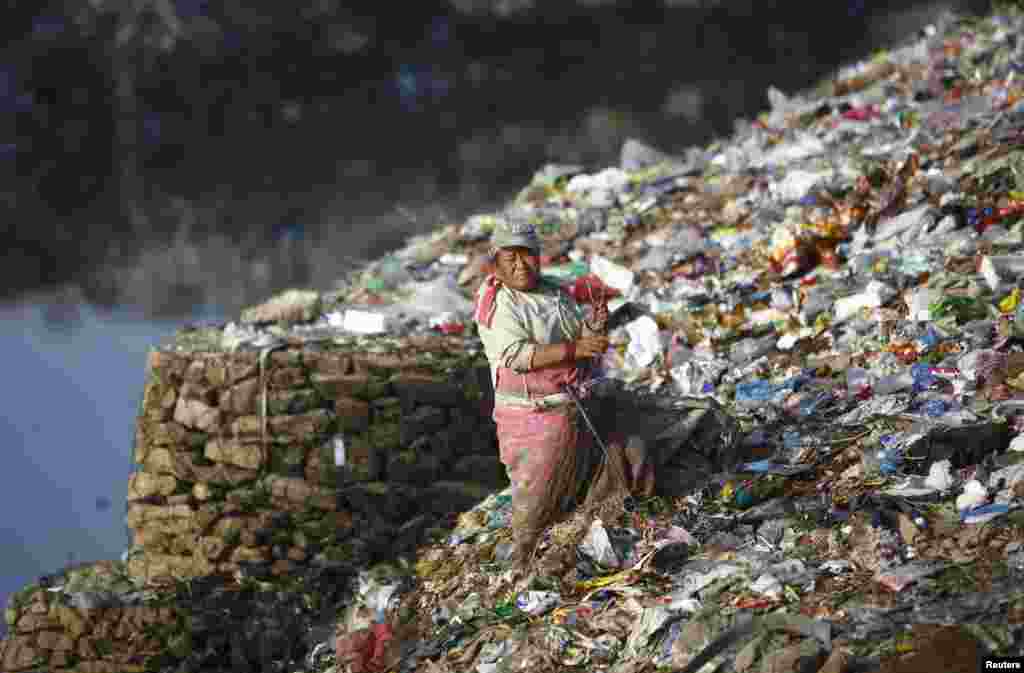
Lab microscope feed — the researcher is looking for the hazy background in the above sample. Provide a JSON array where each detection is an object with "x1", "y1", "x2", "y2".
[{"x1": 0, "y1": 0, "x2": 992, "y2": 633}]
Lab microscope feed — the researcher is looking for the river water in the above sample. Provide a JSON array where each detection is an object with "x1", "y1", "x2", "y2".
[{"x1": 0, "y1": 0, "x2": 988, "y2": 632}]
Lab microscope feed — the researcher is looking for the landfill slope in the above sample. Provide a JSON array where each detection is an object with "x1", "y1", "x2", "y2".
[
  {"x1": 8, "y1": 5, "x2": 1024, "y2": 673},
  {"x1": 322, "y1": 6, "x2": 1024, "y2": 673}
]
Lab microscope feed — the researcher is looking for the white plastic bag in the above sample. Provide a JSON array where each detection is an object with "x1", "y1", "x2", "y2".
[
  {"x1": 924, "y1": 459, "x2": 955, "y2": 492},
  {"x1": 400, "y1": 275, "x2": 474, "y2": 316},
  {"x1": 334, "y1": 309, "x2": 390, "y2": 334},
  {"x1": 580, "y1": 519, "x2": 620, "y2": 568},
  {"x1": 590, "y1": 254, "x2": 635, "y2": 295},
  {"x1": 625, "y1": 315, "x2": 663, "y2": 369}
]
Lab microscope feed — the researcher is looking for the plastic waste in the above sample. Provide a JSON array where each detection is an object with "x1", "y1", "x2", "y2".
[
  {"x1": 955, "y1": 480, "x2": 989, "y2": 511},
  {"x1": 729, "y1": 334, "x2": 776, "y2": 364},
  {"x1": 400, "y1": 275, "x2": 475, "y2": 316},
  {"x1": 625, "y1": 606, "x2": 683, "y2": 657},
  {"x1": 960, "y1": 503, "x2": 1011, "y2": 525},
  {"x1": 624, "y1": 315, "x2": 664, "y2": 368},
  {"x1": 515, "y1": 591, "x2": 560, "y2": 616},
  {"x1": 833, "y1": 281, "x2": 897, "y2": 322},
  {"x1": 750, "y1": 574, "x2": 783, "y2": 599},
  {"x1": 589, "y1": 254, "x2": 635, "y2": 296},
  {"x1": 334, "y1": 309, "x2": 390, "y2": 335},
  {"x1": 673, "y1": 562, "x2": 745, "y2": 599},
  {"x1": 875, "y1": 560, "x2": 950, "y2": 592},
  {"x1": 579, "y1": 519, "x2": 621, "y2": 569},
  {"x1": 566, "y1": 168, "x2": 630, "y2": 208},
  {"x1": 979, "y1": 255, "x2": 1024, "y2": 293},
  {"x1": 819, "y1": 560, "x2": 852, "y2": 575}
]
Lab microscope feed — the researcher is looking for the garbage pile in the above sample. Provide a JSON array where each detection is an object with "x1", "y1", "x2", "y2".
[{"x1": 220, "y1": 7, "x2": 1024, "y2": 672}]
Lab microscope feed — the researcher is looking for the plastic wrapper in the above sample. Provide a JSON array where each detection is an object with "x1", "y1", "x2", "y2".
[
  {"x1": 515, "y1": 591, "x2": 561, "y2": 616},
  {"x1": 672, "y1": 561, "x2": 745, "y2": 599},
  {"x1": 625, "y1": 606, "x2": 683, "y2": 657}
]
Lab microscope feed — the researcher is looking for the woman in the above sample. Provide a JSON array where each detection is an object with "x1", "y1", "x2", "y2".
[{"x1": 473, "y1": 219, "x2": 610, "y2": 564}]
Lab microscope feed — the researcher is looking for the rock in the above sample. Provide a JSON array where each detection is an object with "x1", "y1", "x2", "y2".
[
  {"x1": 304, "y1": 352, "x2": 353, "y2": 377},
  {"x1": 269, "y1": 366, "x2": 307, "y2": 388},
  {"x1": 230, "y1": 546, "x2": 270, "y2": 563},
  {"x1": 134, "y1": 446, "x2": 176, "y2": 475},
  {"x1": 452, "y1": 455, "x2": 508, "y2": 488},
  {"x1": 35, "y1": 630, "x2": 74, "y2": 651},
  {"x1": 311, "y1": 373, "x2": 383, "y2": 400},
  {"x1": 141, "y1": 379, "x2": 178, "y2": 422},
  {"x1": 267, "y1": 475, "x2": 336, "y2": 510},
  {"x1": 2, "y1": 634, "x2": 41, "y2": 672},
  {"x1": 267, "y1": 388, "x2": 322, "y2": 415},
  {"x1": 196, "y1": 536, "x2": 227, "y2": 561},
  {"x1": 127, "y1": 471, "x2": 178, "y2": 500},
  {"x1": 343, "y1": 482, "x2": 419, "y2": 522},
  {"x1": 334, "y1": 396, "x2": 371, "y2": 432},
  {"x1": 125, "y1": 503, "x2": 194, "y2": 527},
  {"x1": 392, "y1": 374, "x2": 464, "y2": 408},
  {"x1": 192, "y1": 461, "x2": 260, "y2": 486},
  {"x1": 139, "y1": 421, "x2": 206, "y2": 449},
  {"x1": 173, "y1": 396, "x2": 222, "y2": 432},
  {"x1": 387, "y1": 451, "x2": 441, "y2": 486},
  {"x1": 179, "y1": 380, "x2": 218, "y2": 405},
  {"x1": 230, "y1": 410, "x2": 333, "y2": 440},
  {"x1": 271, "y1": 559, "x2": 296, "y2": 575},
  {"x1": 15, "y1": 612, "x2": 56, "y2": 633},
  {"x1": 184, "y1": 359, "x2": 207, "y2": 384},
  {"x1": 240, "y1": 289, "x2": 321, "y2": 325},
  {"x1": 399, "y1": 405, "x2": 448, "y2": 446},
  {"x1": 218, "y1": 378, "x2": 262, "y2": 415},
  {"x1": 205, "y1": 438, "x2": 267, "y2": 470}
]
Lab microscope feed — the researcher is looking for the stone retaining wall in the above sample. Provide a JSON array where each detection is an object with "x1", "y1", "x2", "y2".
[
  {"x1": 127, "y1": 335, "x2": 503, "y2": 585},
  {"x1": 2, "y1": 334, "x2": 505, "y2": 673},
  {"x1": 2, "y1": 562, "x2": 181, "y2": 673}
]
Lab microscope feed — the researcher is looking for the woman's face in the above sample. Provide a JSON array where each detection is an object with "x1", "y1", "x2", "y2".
[{"x1": 494, "y1": 246, "x2": 540, "y2": 291}]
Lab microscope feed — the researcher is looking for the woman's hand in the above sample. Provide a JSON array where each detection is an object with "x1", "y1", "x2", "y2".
[{"x1": 576, "y1": 335, "x2": 610, "y2": 359}]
